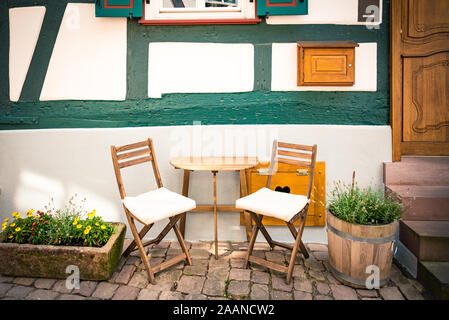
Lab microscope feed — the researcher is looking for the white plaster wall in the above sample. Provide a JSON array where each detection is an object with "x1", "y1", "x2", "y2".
[
  {"x1": 148, "y1": 42, "x2": 254, "y2": 98},
  {"x1": 266, "y1": 0, "x2": 382, "y2": 25},
  {"x1": 0, "y1": 125, "x2": 391, "y2": 244},
  {"x1": 272, "y1": 42, "x2": 377, "y2": 92},
  {"x1": 40, "y1": 4, "x2": 127, "y2": 101},
  {"x1": 9, "y1": 6, "x2": 46, "y2": 102}
]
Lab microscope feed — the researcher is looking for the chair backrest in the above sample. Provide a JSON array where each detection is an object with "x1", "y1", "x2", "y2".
[
  {"x1": 110, "y1": 138, "x2": 163, "y2": 200},
  {"x1": 266, "y1": 140, "x2": 317, "y2": 199}
]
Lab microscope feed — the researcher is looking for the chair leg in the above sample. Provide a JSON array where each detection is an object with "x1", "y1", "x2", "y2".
[
  {"x1": 296, "y1": 214, "x2": 309, "y2": 259},
  {"x1": 245, "y1": 214, "x2": 259, "y2": 269},
  {"x1": 125, "y1": 213, "x2": 155, "y2": 284},
  {"x1": 287, "y1": 220, "x2": 309, "y2": 259},
  {"x1": 286, "y1": 221, "x2": 309, "y2": 261},
  {"x1": 172, "y1": 218, "x2": 192, "y2": 266},
  {"x1": 286, "y1": 226, "x2": 303, "y2": 284},
  {"x1": 123, "y1": 223, "x2": 153, "y2": 257},
  {"x1": 251, "y1": 212, "x2": 275, "y2": 250}
]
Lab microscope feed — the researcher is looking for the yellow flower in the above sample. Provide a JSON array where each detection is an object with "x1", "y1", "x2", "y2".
[
  {"x1": 76, "y1": 224, "x2": 82, "y2": 229},
  {"x1": 8, "y1": 235, "x2": 13, "y2": 239},
  {"x1": 35, "y1": 214, "x2": 39, "y2": 218},
  {"x1": 72, "y1": 220, "x2": 78, "y2": 226},
  {"x1": 84, "y1": 228, "x2": 90, "y2": 235},
  {"x1": 15, "y1": 227, "x2": 21, "y2": 232},
  {"x1": 10, "y1": 223, "x2": 15, "y2": 227},
  {"x1": 86, "y1": 226, "x2": 92, "y2": 231},
  {"x1": 2, "y1": 225, "x2": 6, "y2": 231},
  {"x1": 27, "y1": 209, "x2": 35, "y2": 217},
  {"x1": 95, "y1": 222, "x2": 100, "y2": 227},
  {"x1": 4, "y1": 218, "x2": 9, "y2": 222},
  {"x1": 87, "y1": 210, "x2": 96, "y2": 220},
  {"x1": 101, "y1": 225, "x2": 106, "y2": 230}
]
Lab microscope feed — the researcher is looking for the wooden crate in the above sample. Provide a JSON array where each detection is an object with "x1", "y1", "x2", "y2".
[{"x1": 240, "y1": 161, "x2": 326, "y2": 227}]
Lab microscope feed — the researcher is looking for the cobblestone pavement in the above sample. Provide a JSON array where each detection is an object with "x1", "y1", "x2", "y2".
[{"x1": 0, "y1": 240, "x2": 429, "y2": 300}]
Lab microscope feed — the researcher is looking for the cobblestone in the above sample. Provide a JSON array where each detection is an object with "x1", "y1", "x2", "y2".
[
  {"x1": 229, "y1": 269, "x2": 251, "y2": 281},
  {"x1": 176, "y1": 275, "x2": 205, "y2": 295},
  {"x1": 34, "y1": 279, "x2": 57, "y2": 290},
  {"x1": 293, "y1": 290, "x2": 313, "y2": 300},
  {"x1": 330, "y1": 284, "x2": 358, "y2": 300},
  {"x1": 92, "y1": 282, "x2": 119, "y2": 300},
  {"x1": 0, "y1": 241, "x2": 430, "y2": 301},
  {"x1": 293, "y1": 278, "x2": 313, "y2": 293},
  {"x1": 26, "y1": 289, "x2": 59, "y2": 300},
  {"x1": 202, "y1": 279, "x2": 226, "y2": 297},
  {"x1": 115, "y1": 264, "x2": 136, "y2": 285},
  {"x1": 72, "y1": 281, "x2": 98, "y2": 297},
  {"x1": 379, "y1": 287, "x2": 405, "y2": 300},
  {"x1": 227, "y1": 281, "x2": 250, "y2": 299},
  {"x1": 112, "y1": 286, "x2": 140, "y2": 300},
  {"x1": 13, "y1": 277, "x2": 35, "y2": 286},
  {"x1": 51, "y1": 280, "x2": 73, "y2": 294},
  {"x1": 137, "y1": 289, "x2": 160, "y2": 300},
  {"x1": 251, "y1": 270, "x2": 270, "y2": 285},
  {"x1": 5, "y1": 285, "x2": 34, "y2": 299},
  {"x1": 250, "y1": 283, "x2": 269, "y2": 300}
]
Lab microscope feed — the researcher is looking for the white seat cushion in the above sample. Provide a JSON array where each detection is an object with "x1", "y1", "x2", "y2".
[
  {"x1": 122, "y1": 187, "x2": 196, "y2": 225},
  {"x1": 236, "y1": 187, "x2": 309, "y2": 222}
]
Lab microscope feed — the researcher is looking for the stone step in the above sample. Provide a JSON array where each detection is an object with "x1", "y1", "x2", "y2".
[
  {"x1": 417, "y1": 261, "x2": 449, "y2": 300},
  {"x1": 383, "y1": 156, "x2": 449, "y2": 186},
  {"x1": 399, "y1": 220, "x2": 449, "y2": 261},
  {"x1": 386, "y1": 185, "x2": 449, "y2": 221}
]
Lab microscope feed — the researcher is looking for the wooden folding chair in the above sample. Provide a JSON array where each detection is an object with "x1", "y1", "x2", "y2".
[
  {"x1": 236, "y1": 140, "x2": 317, "y2": 284},
  {"x1": 111, "y1": 138, "x2": 194, "y2": 284}
]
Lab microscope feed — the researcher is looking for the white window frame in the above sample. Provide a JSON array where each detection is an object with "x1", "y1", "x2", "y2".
[{"x1": 144, "y1": 0, "x2": 255, "y2": 21}]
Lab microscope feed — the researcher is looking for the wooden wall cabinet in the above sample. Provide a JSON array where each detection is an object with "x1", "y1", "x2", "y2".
[
  {"x1": 297, "y1": 41, "x2": 359, "y2": 86},
  {"x1": 240, "y1": 161, "x2": 326, "y2": 227}
]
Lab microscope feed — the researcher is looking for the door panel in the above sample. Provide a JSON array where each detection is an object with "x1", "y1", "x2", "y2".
[
  {"x1": 407, "y1": 0, "x2": 449, "y2": 39},
  {"x1": 391, "y1": 0, "x2": 449, "y2": 160},
  {"x1": 403, "y1": 52, "x2": 449, "y2": 143}
]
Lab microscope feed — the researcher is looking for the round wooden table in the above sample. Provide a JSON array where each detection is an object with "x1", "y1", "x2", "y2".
[{"x1": 170, "y1": 156, "x2": 258, "y2": 259}]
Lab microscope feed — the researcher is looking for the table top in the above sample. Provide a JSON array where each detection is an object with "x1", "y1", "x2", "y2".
[{"x1": 170, "y1": 156, "x2": 259, "y2": 171}]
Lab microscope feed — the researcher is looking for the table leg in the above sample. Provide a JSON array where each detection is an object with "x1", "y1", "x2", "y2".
[
  {"x1": 212, "y1": 171, "x2": 219, "y2": 259},
  {"x1": 180, "y1": 169, "x2": 191, "y2": 238},
  {"x1": 239, "y1": 169, "x2": 253, "y2": 241}
]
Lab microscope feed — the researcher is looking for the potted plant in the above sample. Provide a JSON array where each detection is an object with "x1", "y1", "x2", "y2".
[
  {"x1": 0, "y1": 195, "x2": 126, "y2": 281},
  {"x1": 326, "y1": 172, "x2": 402, "y2": 288}
]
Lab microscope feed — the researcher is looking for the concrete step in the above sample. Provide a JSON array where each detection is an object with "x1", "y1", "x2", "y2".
[
  {"x1": 418, "y1": 261, "x2": 449, "y2": 300},
  {"x1": 399, "y1": 220, "x2": 449, "y2": 261},
  {"x1": 384, "y1": 156, "x2": 449, "y2": 186},
  {"x1": 386, "y1": 185, "x2": 449, "y2": 221}
]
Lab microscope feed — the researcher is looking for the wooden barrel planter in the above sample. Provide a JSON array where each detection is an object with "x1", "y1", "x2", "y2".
[{"x1": 327, "y1": 210, "x2": 399, "y2": 288}]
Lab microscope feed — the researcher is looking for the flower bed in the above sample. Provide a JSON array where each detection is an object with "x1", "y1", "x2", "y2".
[
  {"x1": 0, "y1": 195, "x2": 126, "y2": 280},
  {"x1": 2, "y1": 195, "x2": 115, "y2": 247}
]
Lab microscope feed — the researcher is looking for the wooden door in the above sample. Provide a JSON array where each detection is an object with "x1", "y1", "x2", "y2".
[{"x1": 391, "y1": 0, "x2": 449, "y2": 161}]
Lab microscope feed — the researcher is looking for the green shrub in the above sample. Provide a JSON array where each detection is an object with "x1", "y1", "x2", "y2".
[
  {"x1": 327, "y1": 180, "x2": 402, "y2": 225},
  {"x1": 1, "y1": 195, "x2": 115, "y2": 247}
]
